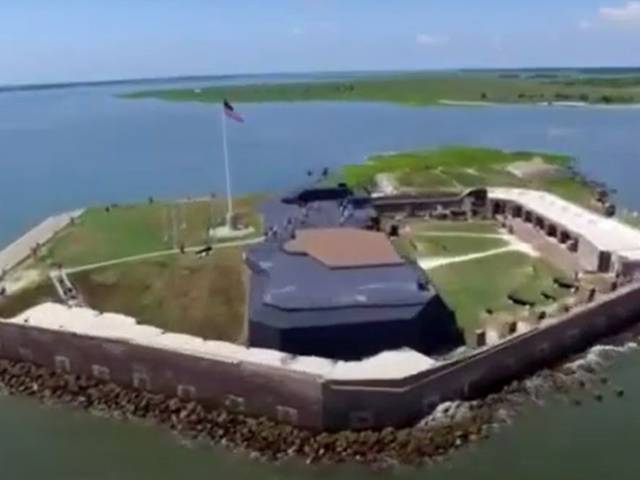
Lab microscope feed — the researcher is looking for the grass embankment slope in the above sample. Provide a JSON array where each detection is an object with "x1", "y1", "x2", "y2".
[
  {"x1": 0, "y1": 282, "x2": 58, "y2": 319},
  {"x1": 123, "y1": 71, "x2": 640, "y2": 106},
  {"x1": 398, "y1": 220, "x2": 572, "y2": 331},
  {"x1": 0, "y1": 253, "x2": 247, "y2": 342},
  {"x1": 342, "y1": 145, "x2": 597, "y2": 208},
  {"x1": 428, "y1": 251, "x2": 569, "y2": 330},
  {"x1": 72, "y1": 251, "x2": 247, "y2": 342}
]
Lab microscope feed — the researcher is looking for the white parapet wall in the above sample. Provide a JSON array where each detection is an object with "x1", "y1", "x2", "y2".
[
  {"x1": 0, "y1": 210, "x2": 84, "y2": 273},
  {"x1": 0, "y1": 303, "x2": 440, "y2": 382},
  {"x1": 489, "y1": 188, "x2": 640, "y2": 274},
  {"x1": 4, "y1": 284, "x2": 640, "y2": 430}
]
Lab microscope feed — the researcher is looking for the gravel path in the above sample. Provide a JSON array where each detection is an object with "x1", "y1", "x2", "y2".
[
  {"x1": 415, "y1": 231, "x2": 505, "y2": 238},
  {"x1": 417, "y1": 231, "x2": 539, "y2": 270},
  {"x1": 419, "y1": 246, "x2": 515, "y2": 270},
  {"x1": 63, "y1": 236, "x2": 264, "y2": 274}
]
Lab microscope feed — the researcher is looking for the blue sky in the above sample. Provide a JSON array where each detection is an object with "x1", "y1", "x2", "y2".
[{"x1": 2, "y1": 0, "x2": 640, "y2": 85}]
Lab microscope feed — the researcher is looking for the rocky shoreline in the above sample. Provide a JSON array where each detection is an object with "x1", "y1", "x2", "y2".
[{"x1": 0, "y1": 342, "x2": 633, "y2": 468}]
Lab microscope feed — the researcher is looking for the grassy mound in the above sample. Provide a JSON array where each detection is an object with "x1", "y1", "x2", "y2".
[
  {"x1": 72, "y1": 248, "x2": 247, "y2": 342},
  {"x1": 341, "y1": 146, "x2": 571, "y2": 189},
  {"x1": 0, "y1": 249, "x2": 248, "y2": 343},
  {"x1": 340, "y1": 146, "x2": 597, "y2": 208}
]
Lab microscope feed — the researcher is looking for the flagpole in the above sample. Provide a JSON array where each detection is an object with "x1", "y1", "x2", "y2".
[{"x1": 221, "y1": 106, "x2": 234, "y2": 228}]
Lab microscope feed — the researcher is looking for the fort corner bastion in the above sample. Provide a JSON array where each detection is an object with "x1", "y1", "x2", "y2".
[{"x1": 2, "y1": 184, "x2": 640, "y2": 431}]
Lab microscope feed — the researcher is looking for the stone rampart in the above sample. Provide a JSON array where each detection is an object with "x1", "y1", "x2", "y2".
[
  {"x1": 2, "y1": 282, "x2": 640, "y2": 431},
  {"x1": 322, "y1": 282, "x2": 640, "y2": 429},
  {"x1": 0, "y1": 320, "x2": 325, "y2": 428}
]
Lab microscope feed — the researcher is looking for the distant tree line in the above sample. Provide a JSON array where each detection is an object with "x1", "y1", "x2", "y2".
[
  {"x1": 333, "y1": 83, "x2": 355, "y2": 93},
  {"x1": 480, "y1": 90, "x2": 636, "y2": 104}
]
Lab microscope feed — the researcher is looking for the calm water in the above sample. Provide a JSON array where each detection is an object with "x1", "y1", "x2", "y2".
[
  {"x1": 3, "y1": 83, "x2": 640, "y2": 247},
  {"x1": 1, "y1": 348, "x2": 638, "y2": 480},
  {"x1": 2, "y1": 80, "x2": 640, "y2": 478}
]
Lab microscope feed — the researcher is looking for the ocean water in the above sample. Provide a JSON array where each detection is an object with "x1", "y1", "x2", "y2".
[
  {"x1": 3, "y1": 83, "x2": 640, "y2": 248},
  {"x1": 1, "y1": 346, "x2": 638, "y2": 480},
  {"x1": 3, "y1": 79, "x2": 640, "y2": 478}
]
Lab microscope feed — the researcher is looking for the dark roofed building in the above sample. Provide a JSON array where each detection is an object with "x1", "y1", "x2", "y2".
[{"x1": 245, "y1": 187, "x2": 463, "y2": 360}]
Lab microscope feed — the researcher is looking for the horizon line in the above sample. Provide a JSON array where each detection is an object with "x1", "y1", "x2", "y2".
[{"x1": 3, "y1": 64, "x2": 640, "y2": 92}]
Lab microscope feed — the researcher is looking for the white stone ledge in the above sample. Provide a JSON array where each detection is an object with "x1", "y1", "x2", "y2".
[{"x1": 0, "y1": 303, "x2": 440, "y2": 381}]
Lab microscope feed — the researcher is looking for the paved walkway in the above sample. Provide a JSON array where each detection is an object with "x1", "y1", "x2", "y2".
[
  {"x1": 0, "y1": 210, "x2": 84, "y2": 274},
  {"x1": 417, "y1": 230, "x2": 540, "y2": 270},
  {"x1": 64, "y1": 236, "x2": 264, "y2": 274},
  {"x1": 416, "y1": 231, "x2": 539, "y2": 257},
  {"x1": 419, "y1": 246, "x2": 516, "y2": 270},
  {"x1": 415, "y1": 231, "x2": 505, "y2": 238}
]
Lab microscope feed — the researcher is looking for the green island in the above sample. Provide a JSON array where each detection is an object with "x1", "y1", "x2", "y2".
[
  {"x1": 123, "y1": 70, "x2": 640, "y2": 106},
  {"x1": 0, "y1": 146, "x2": 618, "y2": 342}
]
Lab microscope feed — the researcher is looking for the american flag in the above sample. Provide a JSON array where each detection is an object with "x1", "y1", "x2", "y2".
[{"x1": 223, "y1": 99, "x2": 244, "y2": 123}]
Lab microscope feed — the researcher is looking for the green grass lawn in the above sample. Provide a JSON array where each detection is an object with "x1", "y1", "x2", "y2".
[
  {"x1": 408, "y1": 220, "x2": 502, "y2": 235},
  {"x1": 442, "y1": 166, "x2": 525, "y2": 188},
  {"x1": 415, "y1": 235, "x2": 507, "y2": 257},
  {"x1": 394, "y1": 168, "x2": 460, "y2": 192},
  {"x1": 390, "y1": 237, "x2": 417, "y2": 260},
  {"x1": 392, "y1": 220, "x2": 506, "y2": 259},
  {"x1": 427, "y1": 251, "x2": 569, "y2": 331},
  {"x1": 122, "y1": 71, "x2": 640, "y2": 106},
  {"x1": 0, "y1": 282, "x2": 59, "y2": 319},
  {"x1": 439, "y1": 168, "x2": 487, "y2": 187},
  {"x1": 70, "y1": 247, "x2": 247, "y2": 342},
  {"x1": 539, "y1": 176, "x2": 596, "y2": 207},
  {"x1": 39, "y1": 195, "x2": 263, "y2": 268}
]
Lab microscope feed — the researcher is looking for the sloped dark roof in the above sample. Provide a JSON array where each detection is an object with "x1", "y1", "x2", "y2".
[
  {"x1": 246, "y1": 239, "x2": 432, "y2": 322},
  {"x1": 246, "y1": 189, "x2": 437, "y2": 328}
]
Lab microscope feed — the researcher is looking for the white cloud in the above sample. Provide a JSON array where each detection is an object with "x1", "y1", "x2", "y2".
[
  {"x1": 416, "y1": 33, "x2": 449, "y2": 46},
  {"x1": 599, "y1": 1, "x2": 640, "y2": 24},
  {"x1": 578, "y1": 19, "x2": 593, "y2": 30}
]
